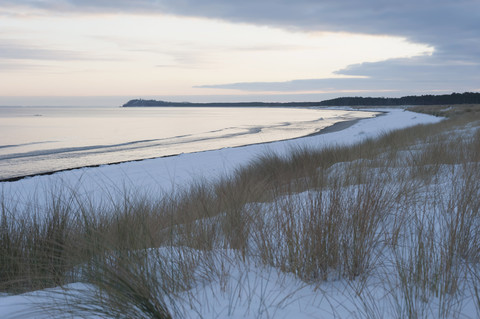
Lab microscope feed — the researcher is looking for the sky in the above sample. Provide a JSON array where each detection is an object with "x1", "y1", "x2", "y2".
[{"x1": 0, "y1": 0, "x2": 479, "y2": 106}]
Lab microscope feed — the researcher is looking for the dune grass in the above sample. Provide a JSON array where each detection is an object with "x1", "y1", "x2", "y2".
[{"x1": 1, "y1": 110, "x2": 480, "y2": 317}]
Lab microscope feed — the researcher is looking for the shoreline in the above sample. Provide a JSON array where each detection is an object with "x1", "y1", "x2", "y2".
[
  {"x1": 0, "y1": 116, "x2": 371, "y2": 183},
  {"x1": 0, "y1": 109, "x2": 443, "y2": 209}
]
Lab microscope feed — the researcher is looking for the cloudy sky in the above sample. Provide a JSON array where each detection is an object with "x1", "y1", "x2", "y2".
[{"x1": 1, "y1": 1, "x2": 479, "y2": 106}]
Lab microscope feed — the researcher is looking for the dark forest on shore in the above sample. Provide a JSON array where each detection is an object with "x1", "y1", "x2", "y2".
[{"x1": 123, "y1": 92, "x2": 480, "y2": 107}]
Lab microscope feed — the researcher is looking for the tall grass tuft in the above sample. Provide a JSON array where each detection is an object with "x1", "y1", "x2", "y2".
[
  {"x1": 0, "y1": 192, "x2": 78, "y2": 293},
  {"x1": 254, "y1": 171, "x2": 390, "y2": 283}
]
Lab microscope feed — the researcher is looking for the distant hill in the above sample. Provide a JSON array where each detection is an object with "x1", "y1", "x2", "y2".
[{"x1": 122, "y1": 92, "x2": 480, "y2": 107}]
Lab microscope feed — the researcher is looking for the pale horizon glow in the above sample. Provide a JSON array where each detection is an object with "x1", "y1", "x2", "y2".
[{"x1": 0, "y1": 10, "x2": 434, "y2": 104}]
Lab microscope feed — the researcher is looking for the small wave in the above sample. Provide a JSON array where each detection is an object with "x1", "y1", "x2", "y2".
[
  {"x1": 0, "y1": 139, "x2": 162, "y2": 161},
  {"x1": 0, "y1": 141, "x2": 56, "y2": 150}
]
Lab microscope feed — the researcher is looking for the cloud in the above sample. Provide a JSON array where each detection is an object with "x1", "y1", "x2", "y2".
[
  {"x1": 7, "y1": 1, "x2": 479, "y2": 43},
  {"x1": 198, "y1": 56, "x2": 480, "y2": 94},
  {"x1": 166, "y1": 0, "x2": 478, "y2": 94},
  {"x1": 0, "y1": 41, "x2": 89, "y2": 61},
  {"x1": 4, "y1": 0, "x2": 480, "y2": 94},
  {"x1": 0, "y1": 37, "x2": 126, "y2": 67},
  {"x1": 0, "y1": 61, "x2": 49, "y2": 71}
]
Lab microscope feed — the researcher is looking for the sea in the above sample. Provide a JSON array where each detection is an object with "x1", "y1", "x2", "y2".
[{"x1": 0, "y1": 106, "x2": 376, "y2": 181}]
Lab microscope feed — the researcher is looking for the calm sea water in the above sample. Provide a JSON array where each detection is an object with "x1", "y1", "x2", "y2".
[{"x1": 0, "y1": 106, "x2": 376, "y2": 180}]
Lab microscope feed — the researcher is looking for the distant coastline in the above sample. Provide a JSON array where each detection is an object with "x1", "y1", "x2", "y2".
[
  {"x1": 122, "y1": 92, "x2": 480, "y2": 107},
  {"x1": 122, "y1": 99, "x2": 324, "y2": 107}
]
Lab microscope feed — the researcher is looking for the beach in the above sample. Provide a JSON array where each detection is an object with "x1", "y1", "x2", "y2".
[
  {"x1": 0, "y1": 107, "x2": 377, "y2": 182},
  {"x1": 1, "y1": 108, "x2": 440, "y2": 208},
  {"x1": 4, "y1": 107, "x2": 480, "y2": 319}
]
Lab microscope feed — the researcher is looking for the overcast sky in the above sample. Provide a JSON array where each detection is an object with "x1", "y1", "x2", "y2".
[{"x1": 1, "y1": 1, "x2": 479, "y2": 105}]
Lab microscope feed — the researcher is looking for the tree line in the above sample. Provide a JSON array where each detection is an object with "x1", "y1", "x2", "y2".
[
  {"x1": 317, "y1": 92, "x2": 480, "y2": 106},
  {"x1": 123, "y1": 92, "x2": 480, "y2": 107}
]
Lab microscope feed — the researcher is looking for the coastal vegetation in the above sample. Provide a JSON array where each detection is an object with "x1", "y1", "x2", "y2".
[
  {"x1": 123, "y1": 91, "x2": 480, "y2": 107},
  {"x1": 1, "y1": 105, "x2": 480, "y2": 317},
  {"x1": 319, "y1": 92, "x2": 480, "y2": 107}
]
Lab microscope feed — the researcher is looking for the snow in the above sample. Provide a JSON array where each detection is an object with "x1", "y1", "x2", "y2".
[
  {"x1": 1, "y1": 109, "x2": 441, "y2": 208},
  {"x1": 3, "y1": 108, "x2": 465, "y2": 319}
]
